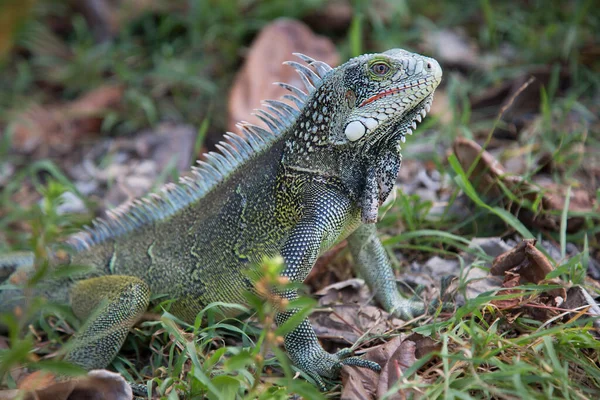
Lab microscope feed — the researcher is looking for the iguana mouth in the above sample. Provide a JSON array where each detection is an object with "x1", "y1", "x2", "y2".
[{"x1": 359, "y1": 78, "x2": 436, "y2": 108}]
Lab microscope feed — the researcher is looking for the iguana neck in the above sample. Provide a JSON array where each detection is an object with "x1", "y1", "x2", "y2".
[
  {"x1": 279, "y1": 76, "x2": 406, "y2": 220},
  {"x1": 281, "y1": 74, "x2": 346, "y2": 171}
]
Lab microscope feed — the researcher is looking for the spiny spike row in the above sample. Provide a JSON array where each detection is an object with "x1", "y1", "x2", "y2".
[{"x1": 68, "y1": 53, "x2": 333, "y2": 251}]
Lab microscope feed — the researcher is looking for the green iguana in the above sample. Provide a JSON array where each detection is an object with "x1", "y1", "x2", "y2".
[{"x1": 0, "y1": 49, "x2": 442, "y2": 388}]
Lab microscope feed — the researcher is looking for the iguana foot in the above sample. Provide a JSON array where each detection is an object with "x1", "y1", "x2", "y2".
[
  {"x1": 389, "y1": 281, "x2": 454, "y2": 320},
  {"x1": 394, "y1": 299, "x2": 453, "y2": 319},
  {"x1": 298, "y1": 347, "x2": 381, "y2": 390}
]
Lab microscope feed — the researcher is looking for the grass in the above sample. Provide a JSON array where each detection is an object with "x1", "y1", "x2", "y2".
[{"x1": 0, "y1": 0, "x2": 599, "y2": 398}]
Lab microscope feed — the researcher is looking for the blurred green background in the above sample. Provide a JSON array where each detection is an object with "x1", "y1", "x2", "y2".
[
  {"x1": 0, "y1": 0, "x2": 596, "y2": 143},
  {"x1": 0, "y1": 1, "x2": 599, "y2": 398}
]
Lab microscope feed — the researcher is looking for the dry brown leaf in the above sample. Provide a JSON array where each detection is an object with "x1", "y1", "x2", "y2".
[
  {"x1": 490, "y1": 239, "x2": 566, "y2": 310},
  {"x1": 227, "y1": 18, "x2": 339, "y2": 133},
  {"x1": 304, "y1": 0, "x2": 398, "y2": 33},
  {"x1": 491, "y1": 271, "x2": 523, "y2": 310},
  {"x1": 97, "y1": 123, "x2": 197, "y2": 206},
  {"x1": 377, "y1": 334, "x2": 440, "y2": 399},
  {"x1": 491, "y1": 239, "x2": 555, "y2": 283},
  {"x1": 16, "y1": 370, "x2": 57, "y2": 393},
  {"x1": 0, "y1": 336, "x2": 8, "y2": 350},
  {"x1": 11, "y1": 85, "x2": 124, "y2": 157},
  {"x1": 453, "y1": 136, "x2": 521, "y2": 199},
  {"x1": 537, "y1": 182, "x2": 594, "y2": 231},
  {"x1": 312, "y1": 304, "x2": 405, "y2": 345},
  {"x1": 315, "y1": 278, "x2": 372, "y2": 307},
  {"x1": 341, "y1": 334, "x2": 438, "y2": 400},
  {"x1": 376, "y1": 339, "x2": 417, "y2": 400},
  {"x1": 1, "y1": 369, "x2": 132, "y2": 400},
  {"x1": 453, "y1": 137, "x2": 596, "y2": 232},
  {"x1": 340, "y1": 336, "x2": 404, "y2": 400},
  {"x1": 412, "y1": 334, "x2": 441, "y2": 360},
  {"x1": 312, "y1": 279, "x2": 407, "y2": 345},
  {"x1": 340, "y1": 368, "x2": 377, "y2": 400}
]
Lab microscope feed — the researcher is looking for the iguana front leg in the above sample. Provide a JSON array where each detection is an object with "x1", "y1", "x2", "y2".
[
  {"x1": 65, "y1": 275, "x2": 150, "y2": 370},
  {"x1": 347, "y1": 223, "x2": 429, "y2": 319},
  {"x1": 276, "y1": 188, "x2": 380, "y2": 388}
]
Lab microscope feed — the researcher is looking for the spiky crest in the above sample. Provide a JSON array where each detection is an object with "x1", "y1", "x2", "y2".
[{"x1": 68, "y1": 54, "x2": 333, "y2": 251}]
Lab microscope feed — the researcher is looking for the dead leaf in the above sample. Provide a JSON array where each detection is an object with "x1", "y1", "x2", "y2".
[
  {"x1": 340, "y1": 336, "x2": 404, "y2": 400},
  {"x1": 490, "y1": 239, "x2": 566, "y2": 309},
  {"x1": 491, "y1": 271, "x2": 523, "y2": 310},
  {"x1": 11, "y1": 85, "x2": 124, "y2": 157},
  {"x1": 16, "y1": 370, "x2": 56, "y2": 393},
  {"x1": 536, "y1": 182, "x2": 594, "y2": 231},
  {"x1": 303, "y1": 0, "x2": 353, "y2": 32},
  {"x1": 492, "y1": 239, "x2": 533, "y2": 276},
  {"x1": 312, "y1": 304, "x2": 405, "y2": 345},
  {"x1": 376, "y1": 338, "x2": 417, "y2": 400},
  {"x1": 453, "y1": 136, "x2": 596, "y2": 232},
  {"x1": 312, "y1": 279, "x2": 409, "y2": 346},
  {"x1": 341, "y1": 334, "x2": 439, "y2": 400},
  {"x1": 412, "y1": 334, "x2": 441, "y2": 360},
  {"x1": 340, "y1": 368, "x2": 377, "y2": 400},
  {"x1": 315, "y1": 278, "x2": 372, "y2": 307},
  {"x1": 491, "y1": 239, "x2": 554, "y2": 283},
  {"x1": 1, "y1": 369, "x2": 132, "y2": 400},
  {"x1": 227, "y1": 18, "x2": 339, "y2": 133}
]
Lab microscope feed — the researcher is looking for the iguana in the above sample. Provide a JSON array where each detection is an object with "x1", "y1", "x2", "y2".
[{"x1": 0, "y1": 49, "x2": 442, "y2": 388}]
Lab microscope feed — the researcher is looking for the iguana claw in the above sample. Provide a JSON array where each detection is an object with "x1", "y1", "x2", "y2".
[
  {"x1": 301, "y1": 347, "x2": 381, "y2": 390},
  {"x1": 336, "y1": 348, "x2": 381, "y2": 371}
]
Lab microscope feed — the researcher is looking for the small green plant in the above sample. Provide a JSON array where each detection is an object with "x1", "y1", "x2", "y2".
[
  {"x1": 123, "y1": 257, "x2": 324, "y2": 399},
  {"x1": 0, "y1": 174, "x2": 87, "y2": 387}
]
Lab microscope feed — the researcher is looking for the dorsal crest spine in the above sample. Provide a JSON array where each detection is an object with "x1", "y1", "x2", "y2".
[{"x1": 68, "y1": 54, "x2": 333, "y2": 251}]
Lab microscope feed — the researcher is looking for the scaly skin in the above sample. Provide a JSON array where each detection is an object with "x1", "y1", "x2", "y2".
[{"x1": 0, "y1": 49, "x2": 442, "y2": 388}]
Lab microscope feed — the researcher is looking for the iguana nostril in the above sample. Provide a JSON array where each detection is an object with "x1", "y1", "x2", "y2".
[{"x1": 428, "y1": 58, "x2": 443, "y2": 80}]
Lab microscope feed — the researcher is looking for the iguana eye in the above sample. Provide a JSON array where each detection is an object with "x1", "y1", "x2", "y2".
[{"x1": 371, "y1": 62, "x2": 390, "y2": 76}]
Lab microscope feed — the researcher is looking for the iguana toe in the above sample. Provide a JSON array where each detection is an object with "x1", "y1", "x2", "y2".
[{"x1": 295, "y1": 346, "x2": 381, "y2": 390}]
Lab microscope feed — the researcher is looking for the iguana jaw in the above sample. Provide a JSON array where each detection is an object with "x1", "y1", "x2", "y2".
[{"x1": 390, "y1": 94, "x2": 435, "y2": 145}]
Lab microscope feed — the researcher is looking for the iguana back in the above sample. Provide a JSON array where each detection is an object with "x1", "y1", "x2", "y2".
[{"x1": 70, "y1": 138, "x2": 290, "y2": 320}]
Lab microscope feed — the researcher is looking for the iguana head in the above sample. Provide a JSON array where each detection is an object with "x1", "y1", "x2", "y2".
[
  {"x1": 281, "y1": 49, "x2": 441, "y2": 159},
  {"x1": 340, "y1": 49, "x2": 442, "y2": 148}
]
